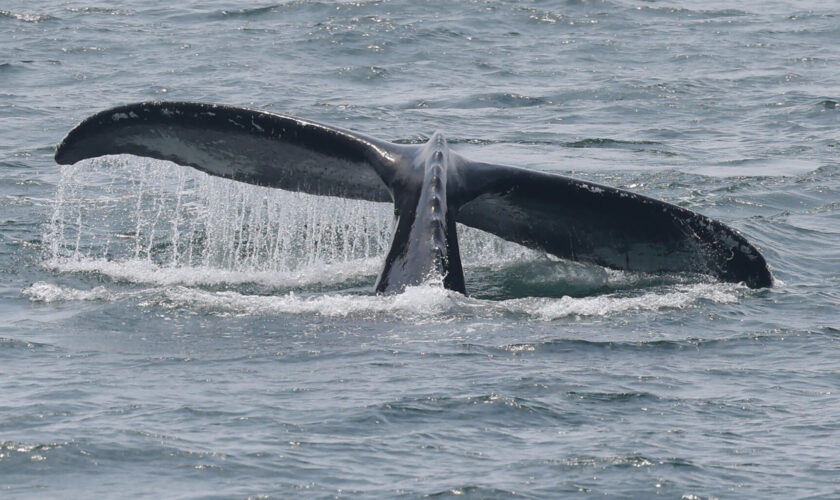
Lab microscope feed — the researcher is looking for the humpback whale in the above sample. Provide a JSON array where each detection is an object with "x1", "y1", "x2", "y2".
[{"x1": 55, "y1": 101, "x2": 773, "y2": 294}]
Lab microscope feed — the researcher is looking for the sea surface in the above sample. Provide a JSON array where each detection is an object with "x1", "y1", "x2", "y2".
[{"x1": 1, "y1": 1, "x2": 838, "y2": 498}]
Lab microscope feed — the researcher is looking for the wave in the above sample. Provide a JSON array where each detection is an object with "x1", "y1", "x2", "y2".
[
  {"x1": 22, "y1": 282, "x2": 119, "y2": 303},
  {"x1": 408, "y1": 92, "x2": 550, "y2": 110},
  {"x1": 498, "y1": 283, "x2": 740, "y2": 320},
  {"x1": 486, "y1": 327, "x2": 798, "y2": 356},
  {"x1": 0, "y1": 10, "x2": 55, "y2": 23},
  {"x1": 819, "y1": 99, "x2": 838, "y2": 110},
  {"x1": 65, "y1": 7, "x2": 135, "y2": 16},
  {"x1": 22, "y1": 278, "x2": 744, "y2": 322},
  {"x1": 630, "y1": 6, "x2": 747, "y2": 19},
  {"x1": 563, "y1": 138, "x2": 663, "y2": 149},
  {"x1": 0, "y1": 336, "x2": 55, "y2": 350},
  {"x1": 0, "y1": 440, "x2": 73, "y2": 464},
  {"x1": 216, "y1": 5, "x2": 280, "y2": 19}
]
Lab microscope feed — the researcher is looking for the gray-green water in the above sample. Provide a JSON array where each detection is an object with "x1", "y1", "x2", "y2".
[{"x1": 2, "y1": 1, "x2": 838, "y2": 498}]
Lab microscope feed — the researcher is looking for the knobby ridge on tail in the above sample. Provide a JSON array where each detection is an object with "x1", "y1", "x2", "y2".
[{"x1": 55, "y1": 101, "x2": 773, "y2": 294}]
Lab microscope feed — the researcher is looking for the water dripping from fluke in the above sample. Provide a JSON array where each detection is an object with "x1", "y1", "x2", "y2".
[
  {"x1": 40, "y1": 156, "x2": 753, "y2": 320},
  {"x1": 43, "y1": 156, "x2": 530, "y2": 293}
]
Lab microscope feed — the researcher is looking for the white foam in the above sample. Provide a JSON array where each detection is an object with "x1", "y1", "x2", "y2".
[
  {"x1": 44, "y1": 256, "x2": 383, "y2": 289},
  {"x1": 171, "y1": 282, "x2": 743, "y2": 321},
  {"x1": 158, "y1": 282, "x2": 466, "y2": 318},
  {"x1": 22, "y1": 282, "x2": 119, "y2": 303},
  {"x1": 501, "y1": 283, "x2": 742, "y2": 321},
  {"x1": 22, "y1": 277, "x2": 742, "y2": 321}
]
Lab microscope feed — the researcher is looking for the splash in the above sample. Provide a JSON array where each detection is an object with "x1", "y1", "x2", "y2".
[
  {"x1": 39, "y1": 156, "x2": 745, "y2": 320},
  {"x1": 22, "y1": 282, "x2": 118, "y2": 303},
  {"x1": 157, "y1": 282, "x2": 743, "y2": 320},
  {"x1": 44, "y1": 156, "x2": 531, "y2": 288},
  {"x1": 21, "y1": 280, "x2": 744, "y2": 321}
]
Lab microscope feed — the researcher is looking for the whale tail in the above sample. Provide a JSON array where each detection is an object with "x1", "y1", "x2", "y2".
[{"x1": 55, "y1": 101, "x2": 772, "y2": 291}]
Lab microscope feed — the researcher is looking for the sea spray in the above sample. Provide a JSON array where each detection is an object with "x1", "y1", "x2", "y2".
[{"x1": 43, "y1": 156, "x2": 532, "y2": 286}]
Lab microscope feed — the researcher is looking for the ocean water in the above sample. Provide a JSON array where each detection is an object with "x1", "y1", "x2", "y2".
[{"x1": 1, "y1": 0, "x2": 838, "y2": 498}]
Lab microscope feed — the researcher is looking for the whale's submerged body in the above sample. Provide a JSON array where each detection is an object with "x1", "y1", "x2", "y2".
[{"x1": 55, "y1": 102, "x2": 772, "y2": 293}]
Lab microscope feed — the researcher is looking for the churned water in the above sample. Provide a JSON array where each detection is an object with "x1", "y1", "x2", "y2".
[{"x1": 1, "y1": 1, "x2": 838, "y2": 498}]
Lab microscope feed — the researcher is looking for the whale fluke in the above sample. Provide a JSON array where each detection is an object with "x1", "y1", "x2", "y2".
[
  {"x1": 55, "y1": 101, "x2": 773, "y2": 293},
  {"x1": 55, "y1": 101, "x2": 401, "y2": 203}
]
